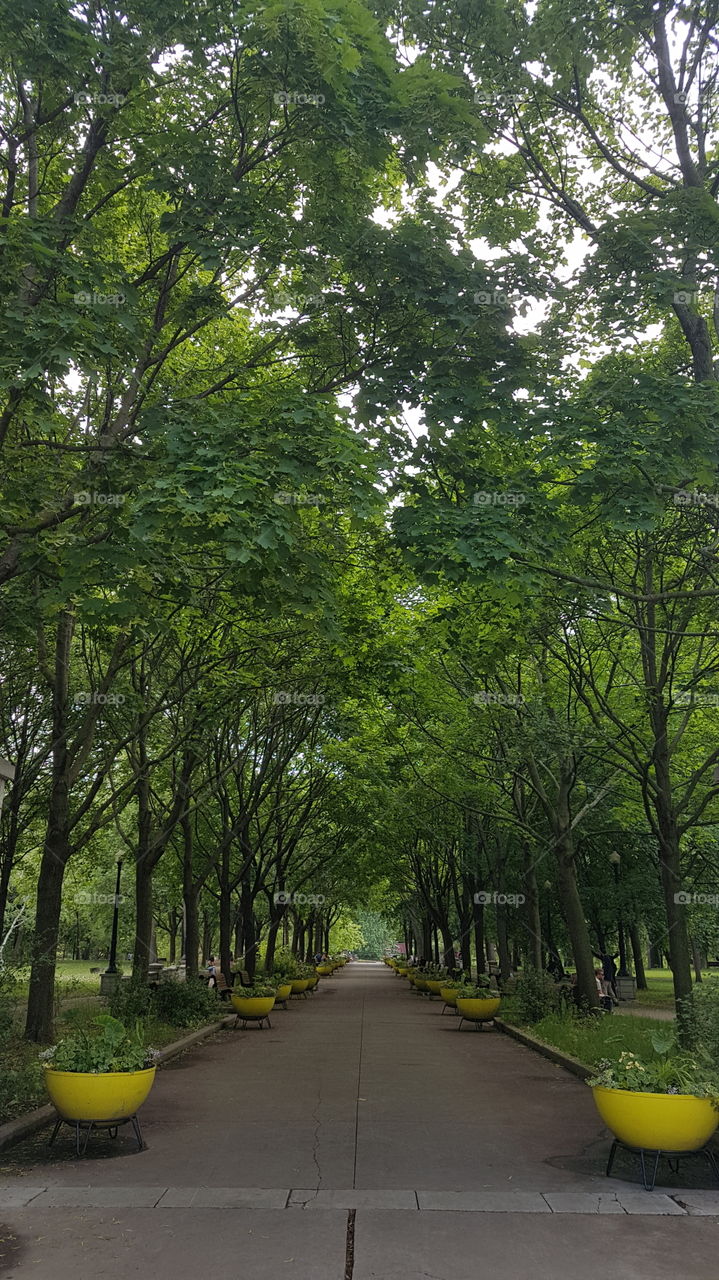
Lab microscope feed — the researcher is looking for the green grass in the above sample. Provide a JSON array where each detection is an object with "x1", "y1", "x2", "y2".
[{"x1": 518, "y1": 1008, "x2": 668, "y2": 1069}]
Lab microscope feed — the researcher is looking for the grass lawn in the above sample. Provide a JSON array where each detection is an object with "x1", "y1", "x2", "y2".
[{"x1": 519, "y1": 1009, "x2": 668, "y2": 1069}]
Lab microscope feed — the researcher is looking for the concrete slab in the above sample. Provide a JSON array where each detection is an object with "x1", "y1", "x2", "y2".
[
  {"x1": 289, "y1": 1188, "x2": 417, "y2": 1209},
  {"x1": 671, "y1": 1189, "x2": 719, "y2": 1215},
  {"x1": 0, "y1": 1207, "x2": 348, "y2": 1280},
  {"x1": 34, "y1": 1185, "x2": 166, "y2": 1207},
  {"x1": 541, "y1": 1191, "x2": 625, "y2": 1213},
  {"x1": 614, "y1": 1192, "x2": 686, "y2": 1215},
  {"x1": 0, "y1": 1185, "x2": 47, "y2": 1208},
  {"x1": 352, "y1": 1208, "x2": 719, "y2": 1280},
  {"x1": 156, "y1": 1186, "x2": 289, "y2": 1207},
  {"x1": 417, "y1": 1190, "x2": 550, "y2": 1212}
]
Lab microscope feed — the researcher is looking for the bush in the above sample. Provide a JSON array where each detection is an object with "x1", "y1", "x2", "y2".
[
  {"x1": 679, "y1": 978, "x2": 719, "y2": 1058},
  {"x1": 107, "y1": 977, "x2": 220, "y2": 1029},
  {"x1": 151, "y1": 980, "x2": 220, "y2": 1027},
  {"x1": 514, "y1": 968, "x2": 562, "y2": 1024}
]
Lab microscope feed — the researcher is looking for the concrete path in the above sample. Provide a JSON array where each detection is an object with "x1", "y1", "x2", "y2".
[{"x1": 1, "y1": 962, "x2": 718, "y2": 1279}]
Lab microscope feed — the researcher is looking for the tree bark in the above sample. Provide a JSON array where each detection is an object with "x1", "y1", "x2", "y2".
[
  {"x1": 629, "y1": 922, "x2": 647, "y2": 989},
  {"x1": 25, "y1": 609, "x2": 74, "y2": 1042}
]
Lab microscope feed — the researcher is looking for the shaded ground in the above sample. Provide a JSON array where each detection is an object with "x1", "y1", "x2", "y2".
[{"x1": 1, "y1": 963, "x2": 718, "y2": 1279}]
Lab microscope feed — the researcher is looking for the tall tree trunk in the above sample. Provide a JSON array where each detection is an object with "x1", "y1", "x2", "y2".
[
  {"x1": 219, "y1": 882, "x2": 233, "y2": 984},
  {"x1": 184, "y1": 885, "x2": 200, "y2": 978},
  {"x1": 691, "y1": 935, "x2": 703, "y2": 984},
  {"x1": 264, "y1": 915, "x2": 281, "y2": 972},
  {"x1": 25, "y1": 610, "x2": 74, "y2": 1043},
  {"x1": 496, "y1": 901, "x2": 511, "y2": 982},
  {"x1": 521, "y1": 844, "x2": 543, "y2": 970},
  {"x1": 133, "y1": 859, "x2": 154, "y2": 979},
  {"x1": 472, "y1": 894, "x2": 485, "y2": 976},
  {"x1": 241, "y1": 882, "x2": 256, "y2": 977},
  {"x1": 201, "y1": 914, "x2": 212, "y2": 966},
  {"x1": 555, "y1": 830, "x2": 597, "y2": 1008},
  {"x1": 629, "y1": 922, "x2": 647, "y2": 990}
]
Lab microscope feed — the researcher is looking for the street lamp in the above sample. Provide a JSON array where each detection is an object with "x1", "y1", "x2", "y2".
[
  {"x1": 0, "y1": 757, "x2": 16, "y2": 817},
  {"x1": 608, "y1": 851, "x2": 629, "y2": 978}
]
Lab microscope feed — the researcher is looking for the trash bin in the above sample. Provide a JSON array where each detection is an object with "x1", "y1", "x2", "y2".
[{"x1": 616, "y1": 975, "x2": 636, "y2": 1001}]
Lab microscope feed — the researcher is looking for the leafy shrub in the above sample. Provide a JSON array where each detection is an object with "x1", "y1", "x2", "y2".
[
  {"x1": 41, "y1": 1014, "x2": 157, "y2": 1073},
  {"x1": 233, "y1": 984, "x2": 276, "y2": 998},
  {"x1": 678, "y1": 978, "x2": 719, "y2": 1059},
  {"x1": 455, "y1": 978, "x2": 494, "y2": 999},
  {"x1": 107, "y1": 976, "x2": 220, "y2": 1029},
  {"x1": 589, "y1": 1029, "x2": 719, "y2": 1097},
  {"x1": 514, "y1": 968, "x2": 562, "y2": 1024},
  {"x1": 151, "y1": 980, "x2": 220, "y2": 1028},
  {"x1": 106, "y1": 977, "x2": 155, "y2": 1024}
]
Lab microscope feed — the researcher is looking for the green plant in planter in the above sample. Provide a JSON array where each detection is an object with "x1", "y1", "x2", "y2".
[
  {"x1": 588, "y1": 1031, "x2": 719, "y2": 1099},
  {"x1": 236, "y1": 983, "x2": 276, "y2": 999},
  {"x1": 454, "y1": 979, "x2": 494, "y2": 999},
  {"x1": 40, "y1": 1015, "x2": 158, "y2": 1074}
]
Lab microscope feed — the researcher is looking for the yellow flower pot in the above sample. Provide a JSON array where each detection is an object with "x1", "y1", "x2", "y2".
[
  {"x1": 306, "y1": 975, "x2": 319, "y2": 990},
  {"x1": 316, "y1": 965, "x2": 333, "y2": 976},
  {"x1": 456, "y1": 996, "x2": 501, "y2": 1022},
  {"x1": 592, "y1": 1086, "x2": 719, "y2": 1152},
  {"x1": 440, "y1": 985, "x2": 458, "y2": 1006},
  {"x1": 275, "y1": 983, "x2": 292, "y2": 1001},
  {"x1": 397, "y1": 967, "x2": 409, "y2": 977},
  {"x1": 414, "y1": 978, "x2": 429, "y2": 992},
  {"x1": 291, "y1": 978, "x2": 310, "y2": 994},
  {"x1": 230, "y1": 994, "x2": 276, "y2": 1019},
  {"x1": 44, "y1": 1067, "x2": 156, "y2": 1123},
  {"x1": 425, "y1": 979, "x2": 445, "y2": 996}
]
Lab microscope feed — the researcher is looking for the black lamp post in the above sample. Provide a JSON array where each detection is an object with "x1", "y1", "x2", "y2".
[
  {"x1": 609, "y1": 851, "x2": 629, "y2": 977},
  {"x1": 105, "y1": 859, "x2": 122, "y2": 975}
]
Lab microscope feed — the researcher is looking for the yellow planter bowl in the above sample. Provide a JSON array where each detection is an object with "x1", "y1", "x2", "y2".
[
  {"x1": 397, "y1": 967, "x2": 409, "y2": 977},
  {"x1": 440, "y1": 986, "x2": 459, "y2": 1006},
  {"x1": 425, "y1": 979, "x2": 445, "y2": 995},
  {"x1": 592, "y1": 1086, "x2": 719, "y2": 1152},
  {"x1": 414, "y1": 978, "x2": 429, "y2": 991},
  {"x1": 44, "y1": 1067, "x2": 156, "y2": 1123},
  {"x1": 230, "y1": 994, "x2": 276, "y2": 1018},
  {"x1": 306, "y1": 975, "x2": 319, "y2": 990},
  {"x1": 290, "y1": 978, "x2": 310, "y2": 993},
  {"x1": 275, "y1": 983, "x2": 292, "y2": 1001},
  {"x1": 316, "y1": 965, "x2": 333, "y2": 976},
  {"x1": 456, "y1": 996, "x2": 501, "y2": 1022}
]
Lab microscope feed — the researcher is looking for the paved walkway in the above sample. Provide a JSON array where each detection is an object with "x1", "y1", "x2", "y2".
[{"x1": 1, "y1": 963, "x2": 718, "y2": 1278}]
